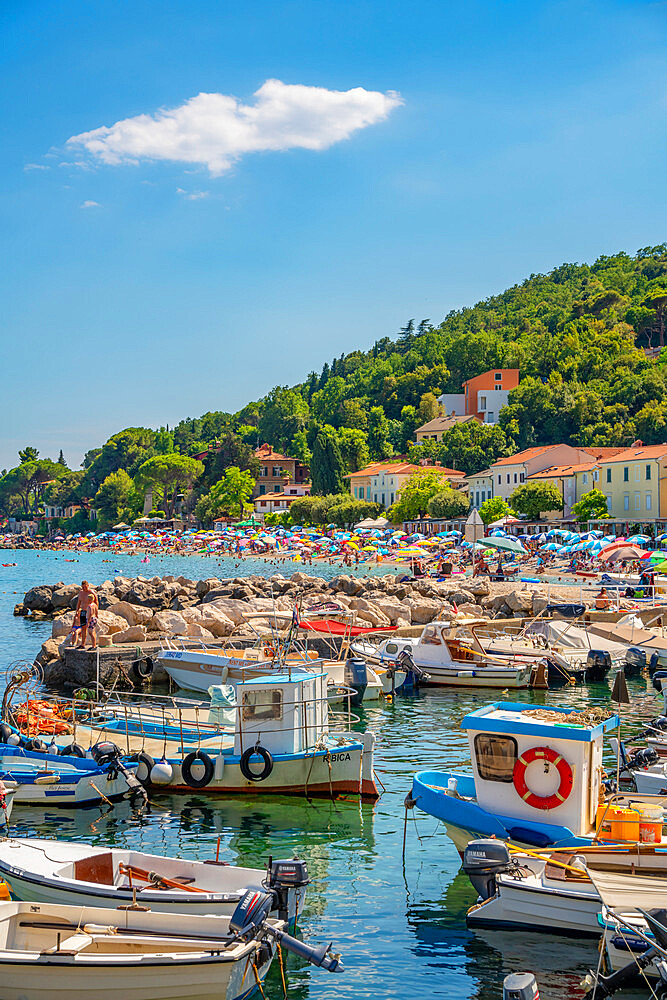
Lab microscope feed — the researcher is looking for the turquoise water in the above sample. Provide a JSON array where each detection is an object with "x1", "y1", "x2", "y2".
[{"x1": 0, "y1": 550, "x2": 656, "y2": 999}]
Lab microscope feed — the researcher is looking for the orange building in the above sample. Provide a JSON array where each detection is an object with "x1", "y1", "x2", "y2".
[{"x1": 438, "y1": 367, "x2": 520, "y2": 424}]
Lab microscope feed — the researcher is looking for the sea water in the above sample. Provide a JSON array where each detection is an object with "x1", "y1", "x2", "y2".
[{"x1": 0, "y1": 549, "x2": 652, "y2": 999}]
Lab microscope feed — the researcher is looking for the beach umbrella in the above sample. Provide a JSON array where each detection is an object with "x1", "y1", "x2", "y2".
[
  {"x1": 626, "y1": 534, "x2": 650, "y2": 545},
  {"x1": 480, "y1": 536, "x2": 528, "y2": 554},
  {"x1": 598, "y1": 542, "x2": 644, "y2": 562}
]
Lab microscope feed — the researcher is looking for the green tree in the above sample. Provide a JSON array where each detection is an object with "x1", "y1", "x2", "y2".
[
  {"x1": 338, "y1": 398, "x2": 368, "y2": 430},
  {"x1": 336, "y1": 428, "x2": 370, "y2": 472},
  {"x1": 427, "y1": 488, "x2": 470, "y2": 519},
  {"x1": 154, "y1": 428, "x2": 174, "y2": 454},
  {"x1": 94, "y1": 469, "x2": 135, "y2": 526},
  {"x1": 478, "y1": 497, "x2": 516, "y2": 525},
  {"x1": 136, "y1": 454, "x2": 204, "y2": 517},
  {"x1": 18, "y1": 447, "x2": 39, "y2": 464},
  {"x1": 367, "y1": 406, "x2": 393, "y2": 460},
  {"x1": 290, "y1": 429, "x2": 312, "y2": 467},
  {"x1": 0, "y1": 459, "x2": 68, "y2": 516},
  {"x1": 195, "y1": 466, "x2": 255, "y2": 525},
  {"x1": 327, "y1": 497, "x2": 382, "y2": 527},
  {"x1": 571, "y1": 489, "x2": 609, "y2": 523},
  {"x1": 510, "y1": 481, "x2": 564, "y2": 519},
  {"x1": 310, "y1": 430, "x2": 346, "y2": 495},
  {"x1": 57, "y1": 450, "x2": 67, "y2": 467},
  {"x1": 417, "y1": 392, "x2": 440, "y2": 424},
  {"x1": 387, "y1": 470, "x2": 448, "y2": 522},
  {"x1": 82, "y1": 428, "x2": 156, "y2": 493},
  {"x1": 310, "y1": 377, "x2": 347, "y2": 426}
]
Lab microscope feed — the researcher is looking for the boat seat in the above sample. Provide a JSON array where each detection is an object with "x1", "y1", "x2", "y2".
[
  {"x1": 43, "y1": 932, "x2": 93, "y2": 955},
  {"x1": 544, "y1": 855, "x2": 590, "y2": 882},
  {"x1": 74, "y1": 852, "x2": 114, "y2": 885}
]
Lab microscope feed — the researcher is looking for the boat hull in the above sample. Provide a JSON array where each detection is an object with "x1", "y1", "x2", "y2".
[{"x1": 466, "y1": 876, "x2": 601, "y2": 936}]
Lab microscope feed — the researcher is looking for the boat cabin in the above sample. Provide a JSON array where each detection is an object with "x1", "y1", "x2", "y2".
[
  {"x1": 463, "y1": 702, "x2": 619, "y2": 837},
  {"x1": 233, "y1": 671, "x2": 329, "y2": 756}
]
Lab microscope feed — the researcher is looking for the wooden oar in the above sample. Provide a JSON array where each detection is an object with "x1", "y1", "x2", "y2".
[{"x1": 118, "y1": 863, "x2": 208, "y2": 893}]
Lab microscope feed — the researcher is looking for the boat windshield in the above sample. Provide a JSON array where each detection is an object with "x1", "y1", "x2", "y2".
[
  {"x1": 422, "y1": 626, "x2": 441, "y2": 645},
  {"x1": 474, "y1": 734, "x2": 517, "y2": 782}
]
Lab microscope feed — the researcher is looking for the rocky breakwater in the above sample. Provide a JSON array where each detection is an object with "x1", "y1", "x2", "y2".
[{"x1": 16, "y1": 572, "x2": 560, "y2": 689}]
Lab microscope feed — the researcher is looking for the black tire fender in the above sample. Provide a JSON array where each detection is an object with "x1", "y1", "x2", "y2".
[
  {"x1": 181, "y1": 750, "x2": 215, "y2": 789},
  {"x1": 128, "y1": 751, "x2": 155, "y2": 784},
  {"x1": 0, "y1": 724, "x2": 13, "y2": 744},
  {"x1": 60, "y1": 742, "x2": 86, "y2": 758},
  {"x1": 240, "y1": 745, "x2": 274, "y2": 782},
  {"x1": 131, "y1": 657, "x2": 153, "y2": 682}
]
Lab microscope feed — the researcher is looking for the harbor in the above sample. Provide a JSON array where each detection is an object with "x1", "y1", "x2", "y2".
[{"x1": 0, "y1": 547, "x2": 664, "y2": 998}]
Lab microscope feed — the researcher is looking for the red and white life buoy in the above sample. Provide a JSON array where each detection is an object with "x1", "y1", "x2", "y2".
[{"x1": 513, "y1": 745, "x2": 574, "y2": 810}]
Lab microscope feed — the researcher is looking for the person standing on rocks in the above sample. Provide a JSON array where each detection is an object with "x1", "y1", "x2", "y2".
[{"x1": 73, "y1": 580, "x2": 96, "y2": 649}]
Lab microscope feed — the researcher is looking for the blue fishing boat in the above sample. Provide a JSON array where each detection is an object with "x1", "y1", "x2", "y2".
[
  {"x1": 410, "y1": 701, "x2": 620, "y2": 852},
  {"x1": 0, "y1": 745, "x2": 141, "y2": 808}
]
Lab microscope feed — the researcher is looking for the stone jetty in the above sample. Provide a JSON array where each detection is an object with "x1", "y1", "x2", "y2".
[{"x1": 16, "y1": 571, "x2": 592, "y2": 690}]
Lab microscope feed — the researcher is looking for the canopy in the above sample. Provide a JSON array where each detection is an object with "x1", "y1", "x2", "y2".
[
  {"x1": 480, "y1": 536, "x2": 527, "y2": 554},
  {"x1": 297, "y1": 618, "x2": 396, "y2": 636}
]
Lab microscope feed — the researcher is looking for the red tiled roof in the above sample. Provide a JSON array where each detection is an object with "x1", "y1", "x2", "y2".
[
  {"x1": 528, "y1": 461, "x2": 599, "y2": 479},
  {"x1": 254, "y1": 443, "x2": 295, "y2": 462},
  {"x1": 491, "y1": 446, "x2": 563, "y2": 467},
  {"x1": 253, "y1": 492, "x2": 301, "y2": 503},
  {"x1": 347, "y1": 462, "x2": 464, "y2": 478},
  {"x1": 599, "y1": 444, "x2": 667, "y2": 462}
]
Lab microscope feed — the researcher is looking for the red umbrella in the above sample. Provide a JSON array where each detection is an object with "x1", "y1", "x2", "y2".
[{"x1": 598, "y1": 542, "x2": 644, "y2": 562}]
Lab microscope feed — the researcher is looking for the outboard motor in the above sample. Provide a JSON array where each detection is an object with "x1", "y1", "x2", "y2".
[
  {"x1": 344, "y1": 658, "x2": 368, "y2": 706},
  {"x1": 503, "y1": 973, "x2": 539, "y2": 1000},
  {"x1": 653, "y1": 670, "x2": 667, "y2": 693},
  {"x1": 647, "y1": 715, "x2": 667, "y2": 734},
  {"x1": 229, "y1": 889, "x2": 343, "y2": 973},
  {"x1": 90, "y1": 741, "x2": 147, "y2": 803},
  {"x1": 395, "y1": 648, "x2": 430, "y2": 693},
  {"x1": 628, "y1": 746, "x2": 660, "y2": 770},
  {"x1": 649, "y1": 650, "x2": 667, "y2": 677},
  {"x1": 624, "y1": 646, "x2": 647, "y2": 678},
  {"x1": 585, "y1": 650, "x2": 612, "y2": 683},
  {"x1": 267, "y1": 858, "x2": 310, "y2": 922},
  {"x1": 462, "y1": 839, "x2": 513, "y2": 900}
]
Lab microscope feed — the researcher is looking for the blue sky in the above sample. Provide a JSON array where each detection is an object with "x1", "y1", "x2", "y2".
[{"x1": 2, "y1": 0, "x2": 667, "y2": 470}]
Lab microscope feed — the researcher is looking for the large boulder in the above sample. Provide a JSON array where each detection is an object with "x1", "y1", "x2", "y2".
[
  {"x1": 348, "y1": 597, "x2": 392, "y2": 628},
  {"x1": 405, "y1": 597, "x2": 445, "y2": 624},
  {"x1": 24, "y1": 586, "x2": 54, "y2": 613},
  {"x1": 149, "y1": 610, "x2": 188, "y2": 636},
  {"x1": 466, "y1": 579, "x2": 491, "y2": 599},
  {"x1": 52, "y1": 609, "x2": 127, "y2": 638},
  {"x1": 328, "y1": 575, "x2": 363, "y2": 596},
  {"x1": 35, "y1": 637, "x2": 64, "y2": 667},
  {"x1": 196, "y1": 578, "x2": 222, "y2": 599},
  {"x1": 371, "y1": 599, "x2": 412, "y2": 625},
  {"x1": 505, "y1": 589, "x2": 534, "y2": 614},
  {"x1": 108, "y1": 601, "x2": 154, "y2": 627},
  {"x1": 186, "y1": 623, "x2": 215, "y2": 640},
  {"x1": 112, "y1": 625, "x2": 147, "y2": 644},
  {"x1": 126, "y1": 581, "x2": 167, "y2": 609},
  {"x1": 51, "y1": 584, "x2": 79, "y2": 610},
  {"x1": 203, "y1": 597, "x2": 245, "y2": 624},
  {"x1": 198, "y1": 606, "x2": 235, "y2": 637}
]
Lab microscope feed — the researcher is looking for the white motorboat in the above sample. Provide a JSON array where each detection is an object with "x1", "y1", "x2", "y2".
[
  {"x1": 0, "y1": 748, "x2": 138, "y2": 807},
  {"x1": 0, "y1": 889, "x2": 342, "y2": 1000},
  {"x1": 0, "y1": 838, "x2": 308, "y2": 923},
  {"x1": 351, "y1": 621, "x2": 533, "y2": 688},
  {"x1": 462, "y1": 838, "x2": 667, "y2": 937}
]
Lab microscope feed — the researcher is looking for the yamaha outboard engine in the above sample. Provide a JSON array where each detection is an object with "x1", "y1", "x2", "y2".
[
  {"x1": 90, "y1": 741, "x2": 147, "y2": 803},
  {"x1": 650, "y1": 651, "x2": 667, "y2": 677},
  {"x1": 344, "y1": 658, "x2": 368, "y2": 706},
  {"x1": 653, "y1": 670, "x2": 667, "y2": 693},
  {"x1": 503, "y1": 973, "x2": 539, "y2": 1000},
  {"x1": 267, "y1": 858, "x2": 310, "y2": 922},
  {"x1": 229, "y1": 889, "x2": 343, "y2": 973},
  {"x1": 624, "y1": 646, "x2": 647, "y2": 678},
  {"x1": 395, "y1": 648, "x2": 429, "y2": 693},
  {"x1": 585, "y1": 650, "x2": 612, "y2": 683},
  {"x1": 628, "y1": 746, "x2": 660, "y2": 770},
  {"x1": 462, "y1": 839, "x2": 513, "y2": 900}
]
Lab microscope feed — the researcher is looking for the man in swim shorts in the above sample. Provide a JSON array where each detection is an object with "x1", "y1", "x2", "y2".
[{"x1": 74, "y1": 580, "x2": 96, "y2": 649}]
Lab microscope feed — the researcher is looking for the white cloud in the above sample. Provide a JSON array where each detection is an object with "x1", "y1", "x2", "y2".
[
  {"x1": 80, "y1": 200, "x2": 100, "y2": 209},
  {"x1": 24, "y1": 163, "x2": 49, "y2": 171},
  {"x1": 177, "y1": 188, "x2": 209, "y2": 200},
  {"x1": 66, "y1": 79, "x2": 403, "y2": 176}
]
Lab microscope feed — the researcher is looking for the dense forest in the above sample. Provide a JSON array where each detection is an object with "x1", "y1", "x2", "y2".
[{"x1": 4, "y1": 245, "x2": 667, "y2": 530}]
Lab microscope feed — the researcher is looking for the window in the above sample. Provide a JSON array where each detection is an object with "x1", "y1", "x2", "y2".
[
  {"x1": 385, "y1": 642, "x2": 399, "y2": 655},
  {"x1": 647, "y1": 465, "x2": 652, "y2": 481},
  {"x1": 258, "y1": 485, "x2": 266, "y2": 495},
  {"x1": 513, "y1": 473, "x2": 517, "y2": 483},
  {"x1": 634, "y1": 493, "x2": 641, "y2": 510},
  {"x1": 366, "y1": 486, "x2": 371, "y2": 499},
  {"x1": 422, "y1": 625, "x2": 442, "y2": 645},
  {"x1": 519, "y1": 472, "x2": 525, "y2": 482},
  {"x1": 582, "y1": 472, "x2": 588, "y2": 485},
  {"x1": 495, "y1": 372, "x2": 502, "y2": 381},
  {"x1": 647, "y1": 493, "x2": 653, "y2": 511},
  {"x1": 498, "y1": 475, "x2": 501, "y2": 485},
  {"x1": 373, "y1": 493, "x2": 378, "y2": 502},
  {"x1": 487, "y1": 412, "x2": 494, "y2": 422},
  {"x1": 506, "y1": 474, "x2": 510, "y2": 484},
  {"x1": 606, "y1": 468, "x2": 612, "y2": 484},
  {"x1": 480, "y1": 395, "x2": 487, "y2": 409},
  {"x1": 390, "y1": 492, "x2": 395, "y2": 504},
  {"x1": 481, "y1": 490, "x2": 486, "y2": 502},
  {"x1": 624, "y1": 494, "x2": 630, "y2": 511},
  {"x1": 475, "y1": 491, "x2": 480, "y2": 506},
  {"x1": 623, "y1": 467, "x2": 629, "y2": 482},
  {"x1": 594, "y1": 470, "x2": 599, "y2": 481},
  {"x1": 635, "y1": 465, "x2": 640, "y2": 482},
  {"x1": 242, "y1": 688, "x2": 282, "y2": 722},
  {"x1": 474, "y1": 734, "x2": 518, "y2": 783}
]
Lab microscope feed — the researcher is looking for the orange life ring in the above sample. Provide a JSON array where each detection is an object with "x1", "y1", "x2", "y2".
[
  {"x1": 513, "y1": 745, "x2": 573, "y2": 810},
  {"x1": 263, "y1": 645, "x2": 275, "y2": 659}
]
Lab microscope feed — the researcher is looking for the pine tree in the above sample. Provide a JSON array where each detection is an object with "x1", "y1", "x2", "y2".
[
  {"x1": 318, "y1": 363, "x2": 330, "y2": 389},
  {"x1": 310, "y1": 430, "x2": 346, "y2": 495},
  {"x1": 58, "y1": 449, "x2": 67, "y2": 466},
  {"x1": 398, "y1": 319, "x2": 415, "y2": 353}
]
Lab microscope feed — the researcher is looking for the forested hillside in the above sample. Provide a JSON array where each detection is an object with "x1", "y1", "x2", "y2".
[{"x1": 4, "y1": 245, "x2": 667, "y2": 529}]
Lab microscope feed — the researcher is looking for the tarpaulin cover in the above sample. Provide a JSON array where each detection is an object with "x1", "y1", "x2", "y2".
[
  {"x1": 545, "y1": 603, "x2": 586, "y2": 619},
  {"x1": 297, "y1": 618, "x2": 396, "y2": 636}
]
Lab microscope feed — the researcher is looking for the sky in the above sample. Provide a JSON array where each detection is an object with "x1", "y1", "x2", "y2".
[{"x1": 2, "y1": 0, "x2": 667, "y2": 471}]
